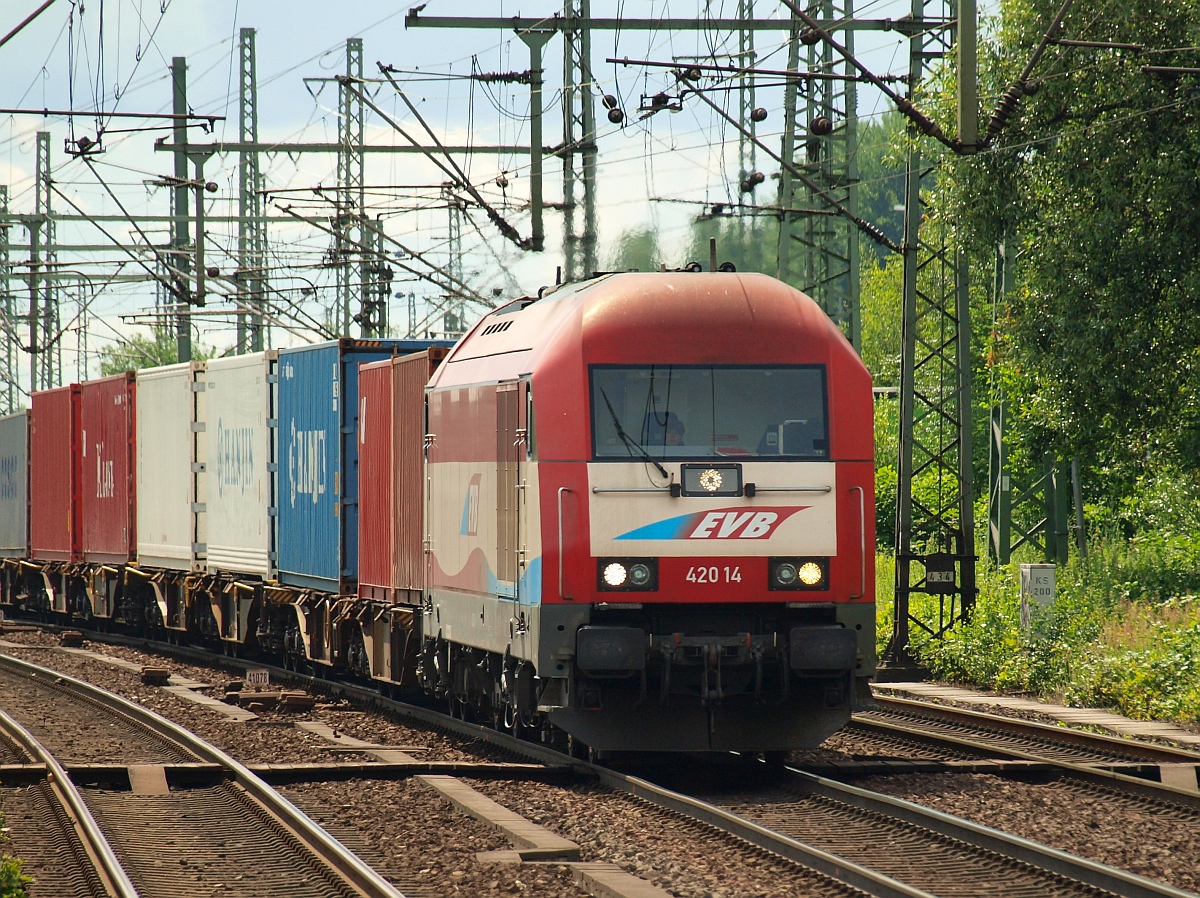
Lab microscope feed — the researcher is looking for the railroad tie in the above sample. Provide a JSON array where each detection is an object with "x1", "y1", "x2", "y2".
[
  {"x1": 126, "y1": 764, "x2": 171, "y2": 795},
  {"x1": 416, "y1": 774, "x2": 581, "y2": 861},
  {"x1": 1159, "y1": 763, "x2": 1200, "y2": 793},
  {"x1": 570, "y1": 863, "x2": 675, "y2": 898},
  {"x1": 295, "y1": 720, "x2": 421, "y2": 763}
]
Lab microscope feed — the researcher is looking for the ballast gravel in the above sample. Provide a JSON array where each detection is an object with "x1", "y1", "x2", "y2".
[{"x1": 2, "y1": 628, "x2": 1198, "y2": 896}]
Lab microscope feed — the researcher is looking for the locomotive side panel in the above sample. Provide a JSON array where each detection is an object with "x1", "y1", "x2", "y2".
[
  {"x1": 205, "y1": 352, "x2": 276, "y2": 578},
  {"x1": 80, "y1": 373, "x2": 136, "y2": 564},
  {"x1": 0, "y1": 411, "x2": 29, "y2": 558},
  {"x1": 426, "y1": 384, "x2": 502, "y2": 599},
  {"x1": 425, "y1": 377, "x2": 543, "y2": 664},
  {"x1": 30, "y1": 385, "x2": 80, "y2": 562},
  {"x1": 136, "y1": 362, "x2": 205, "y2": 571}
]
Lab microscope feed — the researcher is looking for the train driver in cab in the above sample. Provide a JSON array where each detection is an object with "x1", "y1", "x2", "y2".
[{"x1": 645, "y1": 411, "x2": 685, "y2": 448}]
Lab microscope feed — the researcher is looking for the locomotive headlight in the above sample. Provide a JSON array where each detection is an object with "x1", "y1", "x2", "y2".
[
  {"x1": 680, "y1": 463, "x2": 743, "y2": 497},
  {"x1": 628, "y1": 563, "x2": 652, "y2": 586},
  {"x1": 769, "y1": 557, "x2": 829, "y2": 591},
  {"x1": 798, "y1": 562, "x2": 824, "y2": 586},
  {"x1": 598, "y1": 558, "x2": 658, "y2": 591},
  {"x1": 775, "y1": 562, "x2": 799, "y2": 586},
  {"x1": 603, "y1": 562, "x2": 629, "y2": 588}
]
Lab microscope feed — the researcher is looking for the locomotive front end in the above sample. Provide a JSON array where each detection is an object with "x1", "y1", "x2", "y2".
[{"x1": 551, "y1": 356, "x2": 875, "y2": 752}]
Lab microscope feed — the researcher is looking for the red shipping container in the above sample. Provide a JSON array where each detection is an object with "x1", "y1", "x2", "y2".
[
  {"x1": 358, "y1": 349, "x2": 446, "y2": 601},
  {"x1": 30, "y1": 385, "x2": 82, "y2": 561},
  {"x1": 80, "y1": 373, "x2": 136, "y2": 563}
]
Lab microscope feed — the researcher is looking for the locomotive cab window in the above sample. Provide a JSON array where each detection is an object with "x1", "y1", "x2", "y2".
[{"x1": 590, "y1": 365, "x2": 828, "y2": 461}]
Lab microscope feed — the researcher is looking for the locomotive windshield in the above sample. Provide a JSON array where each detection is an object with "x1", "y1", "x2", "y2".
[{"x1": 590, "y1": 365, "x2": 828, "y2": 461}]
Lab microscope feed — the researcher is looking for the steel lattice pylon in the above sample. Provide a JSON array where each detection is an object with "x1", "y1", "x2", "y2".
[
  {"x1": 35, "y1": 132, "x2": 60, "y2": 391},
  {"x1": 336, "y1": 38, "x2": 365, "y2": 337},
  {"x1": 0, "y1": 187, "x2": 16, "y2": 413},
  {"x1": 882, "y1": 0, "x2": 975, "y2": 674},
  {"x1": 776, "y1": 1, "x2": 860, "y2": 349},
  {"x1": 562, "y1": 0, "x2": 598, "y2": 282},
  {"x1": 238, "y1": 28, "x2": 267, "y2": 353}
]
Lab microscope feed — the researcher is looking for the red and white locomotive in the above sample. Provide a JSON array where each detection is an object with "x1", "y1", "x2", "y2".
[
  {"x1": 0, "y1": 270, "x2": 874, "y2": 755},
  {"x1": 414, "y1": 271, "x2": 875, "y2": 752}
]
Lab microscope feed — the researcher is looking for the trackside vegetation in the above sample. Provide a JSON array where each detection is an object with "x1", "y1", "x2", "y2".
[
  {"x1": 877, "y1": 535, "x2": 1200, "y2": 724},
  {"x1": 0, "y1": 815, "x2": 30, "y2": 898}
]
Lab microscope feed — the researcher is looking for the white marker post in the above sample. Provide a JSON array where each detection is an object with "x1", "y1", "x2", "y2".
[{"x1": 1020, "y1": 564, "x2": 1056, "y2": 635}]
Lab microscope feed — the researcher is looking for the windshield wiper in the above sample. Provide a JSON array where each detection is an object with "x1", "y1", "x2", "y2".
[{"x1": 599, "y1": 388, "x2": 669, "y2": 480}]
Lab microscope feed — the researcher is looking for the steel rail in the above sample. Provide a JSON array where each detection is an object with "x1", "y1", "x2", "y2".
[
  {"x1": 851, "y1": 699, "x2": 1200, "y2": 817},
  {"x1": 0, "y1": 653, "x2": 407, "y2": 898},
  {"x1": 870, "y1": 693, "x2": 1200, "y2": 764},
  {"x1": 589, "y1": 766, "x2": 936, "y2": 898},
  {"x1": 0, "y1": 707, "x2": 139, "y2": 898},
  {"x1": 20, "y1": 624, "x2": 1197, "y2": 897},
  {"x1": 781, "y1": 767, "x2": 1200, "y2": 898}
]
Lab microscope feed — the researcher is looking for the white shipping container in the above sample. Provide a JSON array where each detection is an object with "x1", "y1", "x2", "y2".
[
  {"x1": 205, "y1": 351, "x2": 276, "y2": 577},
  {"x1": 136, "y1": 363, "x2": 206, "y2": 571}
]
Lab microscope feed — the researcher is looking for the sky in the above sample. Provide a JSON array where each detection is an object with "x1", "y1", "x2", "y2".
[{"x1": 0, "y1": 0, "x2": 982, "y2": 390}]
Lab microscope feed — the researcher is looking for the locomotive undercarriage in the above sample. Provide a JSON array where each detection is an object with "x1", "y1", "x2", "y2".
[
  {"x1": 549, "y1": 602, "x2": 874, "y2": 753},
  {"x1": 0, "y1": 565, "x2": 874, "y2": 755}
]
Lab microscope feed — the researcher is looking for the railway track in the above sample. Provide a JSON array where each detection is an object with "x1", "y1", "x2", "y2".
[
  {"x1": 838, "y1": 694, "x2": 1200, "y2": 814},
  {"x1": 5, "y1": 626, "x2": 1200, "y2": 897},
  {"x1": 0, "y1": 706, "x2": 135, "y2": 897},
  {"x1": 0, "y1": 652, "x2": 404, "y2": 898},
  {"x1": 861, "y1": 694, "x2": 1200, "y2": 769}
]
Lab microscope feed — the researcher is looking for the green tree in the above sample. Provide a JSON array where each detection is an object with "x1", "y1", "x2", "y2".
[
  {"x1": 686, "y1": 214, "x2": 775, "y2": 274},
  {"x1": 605, "y1": 226, "x2": 665, "y2": 272},
  {"x1": 99, "y1": 329, "x2": 215, "y2": 376},
  {"x1": 855, "y1": 111, "x2": 907, "y2": 263},
  {"x1": 952, "y1": 0, "x2": 1200, "y2": 505}
]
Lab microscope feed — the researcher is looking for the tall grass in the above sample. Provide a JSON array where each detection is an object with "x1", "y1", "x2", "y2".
[{"x1": 877, "y1": 533, "x2": 1200, "y2": 724}]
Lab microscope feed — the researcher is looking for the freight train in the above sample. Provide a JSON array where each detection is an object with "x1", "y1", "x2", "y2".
[{"x1": 0, "y1": 271, "x2": 876, "y2": 755}]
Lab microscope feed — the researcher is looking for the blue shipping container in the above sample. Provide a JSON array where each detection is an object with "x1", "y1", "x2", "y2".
[{"x1": 275, "y1": 338, "x2": 451, "y2": 593}]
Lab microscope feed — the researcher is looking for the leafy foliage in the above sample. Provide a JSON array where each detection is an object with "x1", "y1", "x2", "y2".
[
  {"x1": 906, "y1": 536, "x2": 1200, "y2": 723},
  {"x1": 99, "y1": 329, "x2": 215, "y2": 376},
  {"x1": 0, "y1": 816, "x2": 30, "y2": 898},
  {"x1": 0, "y1": 856, "x2": 30, "y2": 898},
  {"x1": 854, "y1": 112, "x2": 907, "y2": 263},
  {"x1": 605, "y1": 226, "x2": 666, "y2": 272},
  {"x1": 953, "y1": 0, "x2": 1200, "y2": 498}
]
